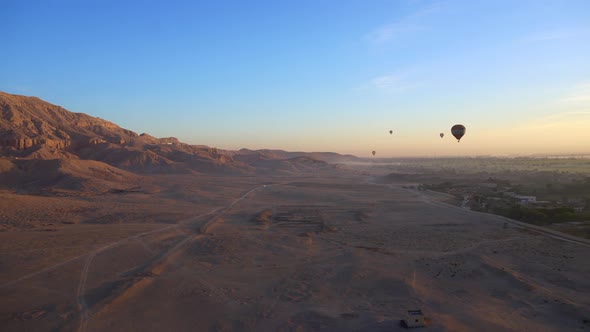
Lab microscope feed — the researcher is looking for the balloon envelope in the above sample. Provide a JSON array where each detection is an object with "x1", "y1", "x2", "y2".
[
  {"x1": 451, "y1": 124, "x2": 466, "y2": 142},
  {"x1": 389, "y1": 130, "x2": 393, "y2": 134},
  {"x1": 372, "y1": 150, "x2": 376, "y2": 156},
  {"x1": 440, "y1": 133, "x2": 444, "y2": 138}
]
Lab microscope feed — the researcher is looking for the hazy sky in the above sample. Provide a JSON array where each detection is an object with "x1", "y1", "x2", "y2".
[{"x1": 1, "y1": 0, "x2": 589, "y2": 157}]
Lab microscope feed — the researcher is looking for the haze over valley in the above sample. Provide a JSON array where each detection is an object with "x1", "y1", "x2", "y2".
[
  {"x1": 0, "y1": 92, "x2": 589, "y2": 331},
  {"x1": 2, "y1": 1, "x2": 590, "y2": 331}
]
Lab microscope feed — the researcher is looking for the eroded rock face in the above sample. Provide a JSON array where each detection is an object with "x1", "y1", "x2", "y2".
[
  {"x1": 0, "y1": 137, "x2": 71, "y2": 150},
  {"x1": 158, "y1": 137, "x2": 180, "y2": 144},
  {"x1": 0, "y1": 92, "x2": 137, "y2": 151}
]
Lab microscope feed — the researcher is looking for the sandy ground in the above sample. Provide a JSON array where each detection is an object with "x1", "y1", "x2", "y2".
[{"x1": 1, "y1": 170, "x2": 589, "y2": 331}]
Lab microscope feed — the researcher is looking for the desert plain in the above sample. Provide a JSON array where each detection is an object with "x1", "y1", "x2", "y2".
[
  {"x1": 4, "y1": 1, "x2": 590, "y2": 330},
  {"x1": 1, "y1": 165, "x2": 589, "y2": 332}
]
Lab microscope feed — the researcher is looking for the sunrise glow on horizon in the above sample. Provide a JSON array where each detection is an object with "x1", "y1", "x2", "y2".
[{"x1": 1, "y1": 0, "x2": 589, "y2": 157}]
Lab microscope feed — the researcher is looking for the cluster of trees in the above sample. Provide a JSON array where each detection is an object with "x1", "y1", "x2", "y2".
[
  {"x1": 493, "y1": 206, "x2": 590, "y2": 225},
  {"x1": 421, "y1": 182, "x2": 455, "y2": 191},
  {"x1": 549, "y1": 177, "x2": 590, "y2": 195}
]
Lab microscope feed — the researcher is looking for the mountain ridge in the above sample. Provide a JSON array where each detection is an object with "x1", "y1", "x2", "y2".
[{"x1": 0, "y1": 92, "x2": 358, "y2": 187}]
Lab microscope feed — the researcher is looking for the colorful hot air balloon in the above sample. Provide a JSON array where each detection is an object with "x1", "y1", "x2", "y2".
[
  {"x1": 451, "y1": 124, "x2": 466, "y2": 142},
  {"x1": 372, "y1": 150, "x2": 376, "y2": 156},
  {"x1": 440, "y1": 133, "x2": 444, "y2": 138}
]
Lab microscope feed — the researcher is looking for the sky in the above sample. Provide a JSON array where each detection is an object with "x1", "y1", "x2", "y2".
[{"x1": 1, "y1": 0, "x2": 589, "y2": 157}]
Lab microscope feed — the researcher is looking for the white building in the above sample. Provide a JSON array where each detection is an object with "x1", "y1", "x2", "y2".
[{"x1": 505, "y1": 192, "x2": 537, "y2": 205}]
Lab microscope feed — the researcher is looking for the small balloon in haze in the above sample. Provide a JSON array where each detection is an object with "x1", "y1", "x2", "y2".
[
  {"x1": 451, "y1": 124, "x2": 466, "y2": 142},
  {"x1": 372, "y1": 150, "x2": 376, "y2": 156},
  {"x1": 389, "y1": 130, "x2": 393, "y2": 134},
  {"x1": 440, "y1": 133, "x2": 444, "y2": 138}
]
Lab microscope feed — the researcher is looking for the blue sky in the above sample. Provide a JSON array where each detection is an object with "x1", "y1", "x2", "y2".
[{"x1": 1, "y1": 0, "x2": 589, "y2": 156}]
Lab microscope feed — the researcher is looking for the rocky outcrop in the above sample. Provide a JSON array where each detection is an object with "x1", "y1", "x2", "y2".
[
  {"x1": 0, "y1": 137, "x2": 71, "y2": 150},
  {"x1": 88, "y1": 137, "x2": 107, "y2": 145},
  {"x1": 0, "y1": 91, "x2": 137, "y2": 153},
  {"x1": 158, "y1": 137, "x2": 180, "y2": 144}
]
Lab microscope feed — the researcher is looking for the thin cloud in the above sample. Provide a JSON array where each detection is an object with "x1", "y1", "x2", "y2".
[
  {"x1": 520, "y1": 110, "x2": 590, "y2": 130},
  {"x1": 370, "y1": 74, "x2": 416, "y2": 92},
  {"x1": 527, "y1": 28, "x2": 590, "y2": 42},
  {"x1": 372, "y1": 75, "x2": 403, "y2": 89},
  {"x1": 365, "y1": 1, "x2": 444, "y2": 44},
  {"x1": 366, "y1": 23, "x2": 422, "y2": 44},
  {"x1": 519, "y1": 83, "x2": 590, "y2": 131},
  {"x1": 529, "y1": 31, "x2": 572, "y2": 42},
  {"x1": 561, "y1": 82, "x2": 590, "y2": 103},
  {"x1": 542, "y1": 110, "x2": 590, "y2": 121}
]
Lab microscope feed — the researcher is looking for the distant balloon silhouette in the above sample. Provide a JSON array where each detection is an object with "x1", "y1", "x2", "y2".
[
  {"x1": 389, "y1": 130, "x2": 393, "y2": 134},
  {"x1": 372, "y1": 150, "x2": 376, "y2": 156},
  {"x1": 440, "y1": 133, "x2": 444, "y2": 138},
  {"x1": 451, "y1": 125, "x2": 466, "y2": 142}
]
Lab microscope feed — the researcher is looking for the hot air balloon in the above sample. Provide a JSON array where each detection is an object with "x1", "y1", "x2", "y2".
[
  {"x1": 372, "y1": 150, "x2": 376, "y2": 156},
  {"x1": 389, "y1": 130, "x2": 393, "y2": 134},
  {"x1": 440, "y1": 133, "x2": 444, "y2": 138},
  {"x1": 451, "y1": 124, "x2": 466, "y2": 142}
]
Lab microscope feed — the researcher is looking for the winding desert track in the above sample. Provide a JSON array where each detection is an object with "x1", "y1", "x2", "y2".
[
  {"x1": 73, "y1": 223, "x2": 192, "y2": 332},
  {"x1": 75, "y1": 183, "x2": 270, "y2": 332},
  {"x1": 0, "y1": 223, "x2": 181, "y2": 289},
  {"x1": 0, "y1": 183, "x2": 271, "y2": 332},
  {"x1": 76, "y1": 252, "x2": 96, "y2": 332}
]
